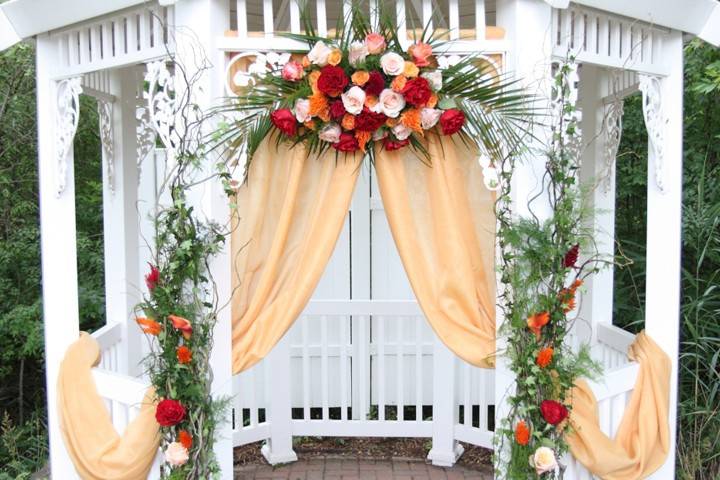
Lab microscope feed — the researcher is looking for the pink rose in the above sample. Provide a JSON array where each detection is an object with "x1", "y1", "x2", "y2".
[
  {"x1": 531, "y1": 447, "x2": 558, "y2": 475},
  {"x1": 348, "y1": 41, "x2": 369, "y2": 67},
  {"x1": 420, "y1": 108, "x2": 442, "y2": 129},
  {"x1": 377, "y1": 89, "x2": 406, "y2": 118},
  {"x1": 380, "y1": 52, "x2": 405, "y2": 76},
  {"x1": 164, "y1": 442, "x2": 189, "y2": 467},
  {"x1": 341, "y1": 86, "x2": 366, "y2": 115},
  {"x1": 365, "y1": 33, "x2": 386, "y2": 54},
  {"x1": 294, "y1": 99, "x2": 311, "y2": 123},
  {"x1": 281, "y1": 61, "x2": 304, "y2": 82},
  {"x1": 408, "y1": 42, "x2": 433, "y2": 67}
]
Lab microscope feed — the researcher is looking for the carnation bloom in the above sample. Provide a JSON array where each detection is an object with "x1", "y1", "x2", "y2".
[
  {"x1": 308, "y1": 40, "x2": 332, "y2": 66},
  {"x1": 155, "y1": 399, "x2": 186, "y2": 427},
  {"x1": 168, "y1": 314, "x2": 193, "y2": 339},
  {"x1": 136, "y1": 317, "x2": 162, "y2": 336},
  {"x1": 380, "y1": 52, "x2": 405, "y2": 76},
  {"x1": 365, "y1": 32, "x2": 386, "y2": 54},
  {"x1": 341, "y1": 86, "x2": 366, "y2": 115},
  {"x1": 527, "y1": 311, "x2": 550, "y2": 339},
  {"x1": 532, "y1": 446, "x2": 558, "y2": 475},
  {"x1": 270, "y1": 108, "x2": 298, "y2": 136},
  {"x1": 333, "y1": 132, "x2": 359, "y2": 152},
  {"x1": 363, "y1": 71, "x2": 385, "y2": 97},
  {"x1": 317, "y1": 65, "x2": 349, "y2": 97},
  {"x1": 540, "y1": 400, "x2": 569, "y2": 425},
  {"x1": 439, "y1": 108, "x2": 465, "y2": 135},
  {"x1": 164, "y1": 442, "x2": 189, "y2": 467},
  {"x1": 536, "y1": 347, "x2": 554, "y2": 368},
  {"x1": 400, "y1": 108, "x2": 423, "y2": 134},
  {"x1": 515, "y1": 420, "x2": 530, "y2": 445},
  {"x1": 176, "y1": 345, "x2": 192, "y2": 364}
]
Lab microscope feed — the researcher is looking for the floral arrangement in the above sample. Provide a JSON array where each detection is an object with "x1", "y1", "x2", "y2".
[
  {"x1": 217, "y1": 3, "x2": 528, "y2": 168},
  {"x1": 494, "y1": 59, "x2": 606, "y2": 478}
]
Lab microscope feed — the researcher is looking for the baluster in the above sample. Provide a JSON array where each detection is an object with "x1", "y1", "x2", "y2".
[
  {"x1": 235, "y1": 375, "x2": 244, "y2": 429},
  {"x1": 598, "y1": 15, "x2": 609, "y2": 57},
  {"x1": 396, "y1": 0, "x2": 406, "y2": 43},
  {"x1": 478, "y1": 368, "x2": 487, "y2": 431},
  {"x1": 448, "y1": 0, "x2": 459, "y2": 40},
  {"x1": 236, "y1": 0, "x2": 248, "y2": 37},
  {"x1": 248, "y1": 367, "x2": 258, "y2": 426},
  {"x1": 152, "y1": 8, "x2": 163, "y2": 49},
  {"x1": 263, "y1": 0, "x2": 274, "y2": 37},
  {"x1": 290, "y1": 0, "x2": 300, "y2": 33},
  {"x1": 396, "y1": 317, "x2": 404, "y2": 422},
  {"x1": 139, "y1": 10, "x2": 151, "y2": 50},
  {"x1": 422, "y1": 0, "x2": 432, "y2": 32},
  {"x1": 475, "y1": 0, "x2": 486, "y2": 41},
  {"x1": 321, "y1": 315, "x2": 329, "y2": 420},
  {"x1": 610, "y1": 19, "x2": 621, "y2": 60},
  {"x1": 622, "y1": 22, "x2": 632, "y2": 62},
  {"x1": 586, "y1": 14, "x2": 597, "y2": 56},
  {"x1": 316, "y1": 0, "x2": 327, "y2": 36},
  {"x1": 378, "y1": 315, "x2": 386, "y2": 421},
  {"x1": 340, "y1": 316, "x2": 348, "y2": 421},
  {"x1": 415, "y1": 316, "x2": 422, "y2": 422},
  {"x1": 302, "y1": 317, "x2": 311, "y2": 420},
  {"x1": 369, "y1": 0, "x2": 379, "y2": 29},
  {"x1": 358, "y1": 314, "x2": 369, "y2": 421},
  {"x1": 79, "y1": 29, "x2": 90, "y2": 65},
  {"x1": 102, "y1": 22, "x2": 113, "y2": 60},
  {"x1": 463, "y1": 363, "x2": 471, "y2": 426},
  {"x1": 90, "y1": 26, "x2": 101, "y2": 63}
]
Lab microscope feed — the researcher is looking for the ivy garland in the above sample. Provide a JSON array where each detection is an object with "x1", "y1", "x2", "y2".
[{"x1": 494, "y1": 59, "x2": 607, "y2": 478}]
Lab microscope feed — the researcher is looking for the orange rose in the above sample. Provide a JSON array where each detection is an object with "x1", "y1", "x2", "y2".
[
  {"x1": 427, "y1": 93, "x2": 438, "y2": 108},
  {"x1": 391, "y1": 75, "x2": 407, "y2": 92},
  {"x1": 341, "y1": 113, "x2": 356, "y2": 130},
  {"x1": 178, "y1": 429, "x2": 193, "y2": 450},
  {"x1": 536, "y1": 347, "x2": 554, "y2": 368},
  {"x1": 403, "y1": 61, "x2": 419, "y2": 78},
  {"x1": 308, "y1": 70, "x2": 322, "y2": 93},
  {"x1": 527, "y1": 311, "x2": 550, "y2": 339},
  {"x1": 351, "y1": 70, "x2": 370, "y2": 86},
  {"x1": 168, "y1": 314, "x2": 193, "y2": 339},
  {"x1": 327, "y1": 48, "x2": 343, "y2": 66},
  {"x1": 136, "y1": 317, "x2": 161, "y2": 336},
  {"x1": 515, "y1": 420, "x2": 530, "y2": 446},
  {"x1": 177, "y1": 345, "x2": 192, "y2": 364},
  {"x1": 302, "y1": 56, "x2": 311, "y2": 68},
  {"x1": 408, "y1": 42, "x2": 433, "y2": 67},
  {"x1": 364, "y1": 95, "x2": 379, "y2": 108}
]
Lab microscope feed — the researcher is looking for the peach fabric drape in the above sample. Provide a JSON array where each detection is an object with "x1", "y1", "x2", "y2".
[
  {"x1": 231, "y1": 138, "x2": 362, "y2": 373},
  {"x1": 568, "y1": 331, "x2": 671, "y2": 479},
  {"x1": 374, "y1": 136, "x2": 496, "y2": 368},
  {"x1": 57, "y1": 333, "x2": 160, "y2": 480}
]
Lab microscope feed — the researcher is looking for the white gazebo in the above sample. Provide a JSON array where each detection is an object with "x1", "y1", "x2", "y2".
[{"x1": 1, "y1": 0, "x2": 718, "y2": 478}]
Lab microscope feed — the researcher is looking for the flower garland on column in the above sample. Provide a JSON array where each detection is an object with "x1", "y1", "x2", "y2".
[{"x1": 494, "y1": 59, "x2": 607, "y2": 478}]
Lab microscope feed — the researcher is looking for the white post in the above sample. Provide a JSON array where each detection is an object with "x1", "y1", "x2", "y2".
[
  {"x1": 37, "y1": 33, "x2": 81, "y2": 477},
  {"x1": 427, "y1": 337, "x2": 463, "y2": 466},
  {"x1": 261, "y1": 333, "x2": 298, "y2": 464},
  {"x1": 102, "y1": 68, "x2": 142, "y2": 376},
  {"x1": 644, "y1": 30, "x2": 682, "y2": 480}
]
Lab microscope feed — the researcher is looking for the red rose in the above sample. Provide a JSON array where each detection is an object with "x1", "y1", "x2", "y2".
[
  {"x1": 540, "y1": 400, "x2": 568, "y2": 425},
  {"x1": 401, "y1": 77, "x2": 432, "y2": 108},
  {"x1": 384, "y1": 137, "x2": 410, "y2": 151},
  {"x1": 363, "y1": 71, "x2": 385, "y2": 97},
  {"x1": 563, "y1": 244, "x2": 579, "y2": 268},
  {"x1": 156, "y1": 399, "x2": 186, "y2": 427},
  {"x1": 439, "y1": 109, "x2": 465, "y2": 135},
  {"x1": 333, "y1": 133, "x2": 359, "y2": 152},
  {"x1": 355, "y1": 108, "x2": 387, "y2": 132},
  {"x1": 329, "y1": 100, "x2": 346, "y2": 120},
  {"x1": 145, "y1": 264, "x2": 159, "y2": 291},
  {"x1": 317, "y1": 65, "x2": 349, "y2": 97},
  {"x1": 271, "y1": 109, "x2": 297, "y2": 136}
]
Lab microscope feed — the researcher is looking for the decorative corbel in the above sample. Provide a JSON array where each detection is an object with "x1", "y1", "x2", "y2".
[
  {"x1": 144, "y1": 59, "x2": 177, "y2": 153},
  {"x1": 602, "y1": 72, "x2": 625, "y2": 194},
  {"x1": 97, "y1": 99, "x2": 115, "y2": 194},
  {"x1": 638, "y1": 74, "x2": 667, "y2": 193},
  {"x1": 55, "y1": 77, "x2": 83, "y2": 196}
]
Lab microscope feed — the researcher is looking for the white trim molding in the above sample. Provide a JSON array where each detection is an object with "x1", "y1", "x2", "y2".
[
  {"x1": 55, "y1": 76, "x2": 82, "y2": 196},
  {"x1": 638, "y1": 74, "x2": 667, "y2": 193}
]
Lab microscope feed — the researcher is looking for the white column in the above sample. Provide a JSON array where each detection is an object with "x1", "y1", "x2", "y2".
[
  {"x1": 102, "y1": 68, "x2": 142, "y2": 376},
  {"x1": 644, "y1": 30, "x2": 683, "y2": 480},
  {"x1": 37, "y1": 33, "x2": 81, "y2": 477},
  {"x1": 427, "y1": 337, "x2": 463, "y2": 466}
]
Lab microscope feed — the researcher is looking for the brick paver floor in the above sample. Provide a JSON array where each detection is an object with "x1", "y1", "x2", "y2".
[{"x1": 234, "y1": 457, "x2": 494, "y2": 480}]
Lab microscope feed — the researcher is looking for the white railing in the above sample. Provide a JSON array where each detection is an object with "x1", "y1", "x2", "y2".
[
  {"x1": 551, "y1": 4, "x2": 670, "y2": 76},
  {"x1": 93, "y1": 322, "x2": 125, "y2": 373}
]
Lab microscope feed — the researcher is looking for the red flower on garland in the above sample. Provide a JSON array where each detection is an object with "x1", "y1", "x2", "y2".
[
  {"x1": 317, "y1": 65, "x2": 349, "y2": 97},
  {"x1": 355, "y1": 108, "x2": 387, "y2": 132},
  {"x1": 384, "y1": 137, "x2": 410, "y2": 151},
  {"x1": 540, "y1": 400, "x2": 568, "y2": 425},
  {"x1": 270, "y1": 109, "x2": 297, "y2": 136},
  {"x1": 329, "y1": 100, "x2": 346, "y2": 120},
  {"x1": 156, "y1": 399, "x2": 186, "y2": 427},
  {"x1": 145, "y1": 264, "x2": 160, "y2": 292},
  {"x1": 178, "y1": 429, "x2": 193, "y2": 450},
  {"x1": 439, "y1": 109, "x2": 465, "y2": 135},
  {"x1": 563, "y1": 244, "x2": 579, "y2": 268},
  {"x1": 402, "y1": 77, "x2": 432, "y2": 108},
  {"x1": 515, "y1": 420, "x2": 530, "y2": 445},
  {"x1": 333, "y1": 132, "x2": 359, "y2": 152},
  {"x1": 176, "y1": 345, "x2": 192, "y2": 364},
  {"x1": 363, "y1": 71, "x2": 385, "y2": 97}
]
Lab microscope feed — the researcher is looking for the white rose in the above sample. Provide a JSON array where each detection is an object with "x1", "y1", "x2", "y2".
[
  {"x1": 318, "y1": 123, "x2": 342, "y2": 143},
  {"x1": 420, "y1": 108, "x2": 442, "y2": 129},
  {"x1": 348, "y1": 41, "x2": 369, "y2": 67},
  {"x1": 392, "y1": 123, "x2": 412, "y2": 141},
  {"x1": 531, "y1": 447, "x2": 558, "y2": 475},
  {"x1": 380, "y1": 52, "x2": 405, "y2": 76},
  {"x1": 378, "y1": 89, "x2": 406, "y2": 118},
  {"x1": 308, "y1": 41, "x2": 332, "y2": 66},
  {"x1": 421, "y1": 70, "x2": 443, "y2": 91},
  {"x1": 341, "y1": 86, "x2": 366, "y2": 115},
  {"x1": 164, "y1": 442, "x2": 189, "y2": 467},
  {"x1": 294, "y1": 98, "x2": 311, "y2": 123}
]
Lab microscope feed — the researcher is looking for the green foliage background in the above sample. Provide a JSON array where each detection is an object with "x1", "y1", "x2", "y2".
[{"x1": 0, "y1": 40, "x2": 718, "y2": 478}]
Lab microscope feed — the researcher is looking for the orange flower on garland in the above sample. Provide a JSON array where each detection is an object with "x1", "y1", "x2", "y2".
[
  {"x1": 355, "y1": 131, "x2": 372, "y2": 152},
  {"x1": 169, "y1": 314, "x2": 193, "y2": 340},
  {"x1": 341, "y1": 114, "x2": 356, "y2": 130},
  {"x1": 178, "y1": 429, "x2": 193, "y2": 450},
  {"x1": 136, "y1": 317, "x2": 162, "y2": 336},
  {"x1": 400, "y1": 108, "x2": 423, "y2": 134},
  {"x1": 527, "y1": 311, "x2": 550, "y2": 339},
  {"x1": 391, "y1": 75, "x2": 407, "y2": 92},
  {"x1": 515, "y1": 420, "x2": 530, "y2": 446},
  {"x1": 536, "y1": 347, "x2": 554, "y2": 368},
  {"x1": 177, "y1": 345, "x2": 192, "y2": 364},
  {"x1": 351, "y1": 70, "x2": 370, "y2": 86},
  {"x1": 309, "y1": 91, "x2": 329, "y2": 119}
]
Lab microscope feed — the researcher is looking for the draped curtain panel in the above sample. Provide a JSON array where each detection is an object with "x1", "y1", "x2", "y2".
[
  {"x1": 568, "y1": 331, "x2": 671, "y2": 479},
  {"x1": 57, "y1": 333, "x2": 160, "y2": 480},
  {"x1": 374, "y1": 136, "x2": 497, "y2": 368},
  {"x1": 231, "y1": 137, "x2": 362, "y2": 373}
]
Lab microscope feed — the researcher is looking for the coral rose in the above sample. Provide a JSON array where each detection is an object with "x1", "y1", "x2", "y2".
[
  {"x1": 515, "y1": 420, "x2": 530, "y2": 446},
  {"x1": 408, "y1": 42, "x2": 433, "y2": 67},
  {"x1": 365, "y1": 32, "x2": 386, "y2": 54},
  {"x1": 281, "y1": 61, "x2": 304, "y2": 82},
  {"x1": 363, "y1": 71, "x2": 385, "y2": 97},
  {"x1": 164, "y1": 441, "x2": 189, "y2": 467},
  {"x1": 317, "y1": 65, "x2": 349, "y2": 97},
  {"x1": 532, "y1": 446, "x2": 558, "y2": 475},
  {"x1": 333, "y1": 132, "x2": 359, "y2": 152},
  {"x1": 270, "y1": 108, "x2": 298, "y2": 136},
  {"x1": 145, "y1": 264, "x2": 160, "y2": 292},
  {"x1": 177, "y1": 345, "x2": 192, "y2": 364},
  {"x1": 156, "y1": 399, "x2": 186, "y2": 427},
  {"x1": 402, "y1": 77, "x2": 432, "y2": 107},
  {"x1": 439, "y1": 109, "x2": 465, "y2": 135},
  {"x1": 536, "y1": 347, "x2": 554, "y2": 368},
  {"x1": 540, "y1": 400, "x2": 568, "y2": 425}
]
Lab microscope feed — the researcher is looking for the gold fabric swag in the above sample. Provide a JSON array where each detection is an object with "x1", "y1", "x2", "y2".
[
  {"x1": 57, "y1": 333, "x2": 160, "y2": 480},
  {"x1": 231, "y1": 135, "x2": 497, "y2": 373}
]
